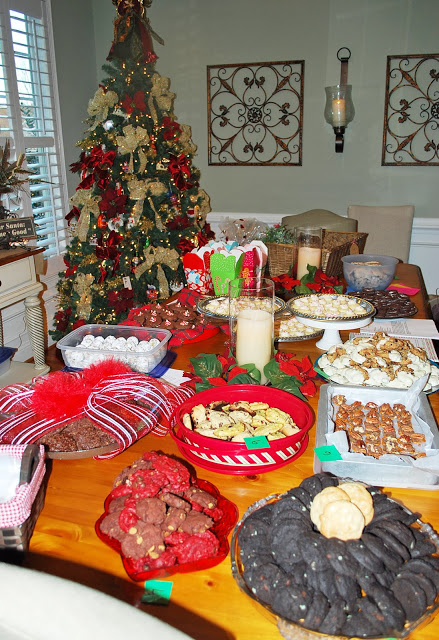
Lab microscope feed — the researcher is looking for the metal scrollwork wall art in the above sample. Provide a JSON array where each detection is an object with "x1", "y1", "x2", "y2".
[
  {"x1": 382, "y1": 54, "x2": 439, "y2": 166},
  {"x1": 207, "y1": 60, "x2": 304, "y2": 166}
]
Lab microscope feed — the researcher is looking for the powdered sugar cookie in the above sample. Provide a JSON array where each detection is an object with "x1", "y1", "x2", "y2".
[
  {"x1": 319, "y1": 500, "x2": 365, "y2": 540},
  {"x1": 338, "y1": 482, "x2": 374, "y2": 525},
  {"x1": 309, "y1": 486, "x2": 350, "y2": 528}
]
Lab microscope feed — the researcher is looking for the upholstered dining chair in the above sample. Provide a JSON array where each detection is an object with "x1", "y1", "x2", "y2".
[{"x1": 347, "y1": 205, "x2": 414, "y2": 262}]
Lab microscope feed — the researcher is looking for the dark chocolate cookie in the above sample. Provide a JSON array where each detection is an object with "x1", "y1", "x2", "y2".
[
  {"x1": 325, "y1": 537, "x2": 361, "y2": 576},
  {"x1": 345, "y1": 538, "x2": 385, "y2": 574},
  {"x1": 361, "y1": 532, "x2": 405, "y2": 573},
  {"x1": 366, "y1": 524, "x2": 411, "y2": 561},
  {"x1": 319, "y1": 598, "x2": 348, "y2": 635},
  {"x1": 272, "y1": 582, "x2": 313, "y2": 621},
  {"x1": 302, "y1": 591, "x2": 330, "y2": 632},
  {"x1": 391, "y1": 576, "x2": 428, "y2": 621},
  {"x1": 298, "y1": 474, "x2": 323, "y2": 500}
]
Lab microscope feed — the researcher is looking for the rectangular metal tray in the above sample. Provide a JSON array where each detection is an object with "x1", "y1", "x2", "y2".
[{"x1": 314, "y1": 383, "x2": 439, "y2": 489}]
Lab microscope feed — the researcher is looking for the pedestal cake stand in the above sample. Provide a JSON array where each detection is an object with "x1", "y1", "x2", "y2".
[{"x1": 293, "y1": 315, "x2": 373, "y2": 350}]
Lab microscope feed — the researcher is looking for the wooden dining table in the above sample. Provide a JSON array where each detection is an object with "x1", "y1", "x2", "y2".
[{"x1": 22, "y1": 263, "x2": 439, "y2": 640}]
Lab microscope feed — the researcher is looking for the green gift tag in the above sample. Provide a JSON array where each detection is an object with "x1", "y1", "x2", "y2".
[
  {"x1": 142, "y1": 580, "x2": 173, "y2": 604},
  {"x1": 314, "y1": 445, "x2": 343, "y2": 461},
  {"x1": 244, "y1": 436, "x2": 270, "y2": 450}
]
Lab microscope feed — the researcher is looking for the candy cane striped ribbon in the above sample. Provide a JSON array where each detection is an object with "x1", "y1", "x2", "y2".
[{"x1": 0, "y1": 373, "x2": 194, "y2": 459}]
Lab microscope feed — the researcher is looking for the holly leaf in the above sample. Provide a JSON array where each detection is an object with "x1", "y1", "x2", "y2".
[
  {"x1": 189, "y1": 353, "x2": 222, "y2": 381},
  {"x1": 334, "y1": 284, "x2": 344, "y2": 294}
]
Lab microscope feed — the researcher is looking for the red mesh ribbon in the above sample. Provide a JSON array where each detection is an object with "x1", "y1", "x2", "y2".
[{"x1": 0, "y1": 374, "x2": 194, "y2": 460}]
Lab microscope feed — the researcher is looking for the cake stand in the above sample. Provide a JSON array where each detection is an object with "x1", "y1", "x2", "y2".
[{"x1": 294, "y1": 315, "x2": 373, "y2": 350}]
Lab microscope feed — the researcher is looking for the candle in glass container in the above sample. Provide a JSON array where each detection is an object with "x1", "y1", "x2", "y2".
[
  {"x1": 235, "y1": 309, "x2": 273, "y2": 385},
  {"x1": 296, "y1": 246, "x2": 322, "y2": 280},
  {"x1": 332, "y1": 98, "x2": 346, "y2": 127}
]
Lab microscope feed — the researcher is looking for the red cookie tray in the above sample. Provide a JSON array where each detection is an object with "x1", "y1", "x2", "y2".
[{"x1": 95, "y1": 478, "x2": 239, "y2": 581}]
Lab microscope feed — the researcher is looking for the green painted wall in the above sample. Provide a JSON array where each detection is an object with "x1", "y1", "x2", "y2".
[{"x1": 56, "y1": 0, "x2": 439, "y2": 218}]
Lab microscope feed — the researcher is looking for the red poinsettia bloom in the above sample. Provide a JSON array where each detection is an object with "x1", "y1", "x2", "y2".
[
  {"x1": 176, "y1": 237, "x2": 195, "y2": 254},
  {"x1": 162, "y1": 116, "x2": 181, "y2": 140},
  {"x1": 107, "y1": 288, "x2": 134, "y2": 314},
  {"x1": 166, "y1": 215, "x2": 192, "y2": 231},
  {"x1": 95, "y1": 167, "x2": 111, "y2": 192},
  {"x1": 98, "y1": 188, "x2": 128, "y2": 218},
  {"x1": 275, "y1": 353, "x2": 318, "y2": 396},
  {"x1": 70, "y1": 151, "x2": 88, "y2": 174},
  {"x1": 272, "y1": 274, "x2": 300, "y2": 291},
  {"x1": 121, "y1": 90, "x2": 146, "y2": 114},
  {"x1": 55, "y1": 307, "x2": 71, "y2": 333}
]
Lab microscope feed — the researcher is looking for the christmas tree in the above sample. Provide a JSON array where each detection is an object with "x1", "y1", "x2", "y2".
[{"x1": 51, "y1": 0, "x2": 213, "y2": 340}]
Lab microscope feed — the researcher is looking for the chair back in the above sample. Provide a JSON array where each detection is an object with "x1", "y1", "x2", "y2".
[
  {"x1": 282, "y1": 209, "x2": 358, "y2": 233},
  {"x1": 347, "y1": 204, "x2": 414, "y2": 262}
]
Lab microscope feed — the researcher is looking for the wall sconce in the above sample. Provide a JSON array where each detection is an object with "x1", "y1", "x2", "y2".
[{"x1": 324, "y1": 47, "x2": 355, "y2": 153}]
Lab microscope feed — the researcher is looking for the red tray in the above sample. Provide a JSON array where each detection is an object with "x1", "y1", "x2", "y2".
[{"x1": 95, "y1": 478, "x2": 239, "y2": 581}]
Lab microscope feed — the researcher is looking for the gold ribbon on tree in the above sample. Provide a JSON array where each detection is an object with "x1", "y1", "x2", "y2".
[
  {"x1": 116, "y1": 124, "x2": 149, "y2": 173},
  {"x1": 70, "y1": 190, "x2": 101, "y2": 241},
  {"x1": 73, "y1": 272, "x2": 95, "y2": 319},
  {"x1": 135, "y1": 245, "x2": 180, "y2": 299},
  {"x1": 179, "y1": 124, "x2": 198, "y2": 156},
  {"x1": 126, "y1": 177, "x2": 167, "y2": 227},
  {"x1": 87, "y1": 87, "x2": 119, "y2": 129},
  {"x1": 148, "y1": 73, "x2": 176, "y2": 125}
]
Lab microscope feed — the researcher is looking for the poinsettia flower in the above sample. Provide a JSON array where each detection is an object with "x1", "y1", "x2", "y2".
[
  {"x1": 162, "y1": 116, "x2": 181, "y2": 140},
  {"x1": 228, "y1": 365, "x2": 248, "y2": 380},
  {"x1": 98, "y1": 188, "x2": 127, "y2": 218},
  {"x1": 121, "y1": 90, "x2": 146, "y2": 114},
  {"x1": 72, "y1": 319, "x2": 86, "y2": 330},
  {"x1": 300, "y1": 379, "x2": 317, "y2": 396},
  {"x1": 275, "y1": 353, "x2": 317, "y2": 380},
  {"x1": 207, "y1": 377, "x2": 228, "y2": 386},
  {"x1": 107, "y1": 288, "x2": 134, "y2": 313}
]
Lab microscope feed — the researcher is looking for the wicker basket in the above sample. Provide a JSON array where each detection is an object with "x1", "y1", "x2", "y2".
[
  {"x1": 266, "y1": 242, "x2": 297, "y2": 277},
  {"x1": 321, "y1": 230, "x2": 368, "y2": 277}
]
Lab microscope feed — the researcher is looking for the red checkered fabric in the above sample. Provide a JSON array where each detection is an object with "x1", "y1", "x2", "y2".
[{"x1": 0, "y1": 444, "x2": 45, "y2": 527}]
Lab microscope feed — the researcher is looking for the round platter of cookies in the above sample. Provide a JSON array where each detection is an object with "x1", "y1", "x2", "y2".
[{"x1": 231, "y1": 472, "x2": 439, "y2": 639}]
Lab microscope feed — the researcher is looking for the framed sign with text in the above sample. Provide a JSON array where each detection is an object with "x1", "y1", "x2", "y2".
[{"x1": 0, "y1": 216, "x2": 37, "y2": 245}]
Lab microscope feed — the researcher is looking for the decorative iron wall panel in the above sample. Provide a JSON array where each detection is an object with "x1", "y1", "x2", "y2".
[
  {"x1": 207, "y1": 61, "x2": 304, "y2": 166},
  {"x1": 382, "y1": 54, "x2": 439, "y2": 166}
]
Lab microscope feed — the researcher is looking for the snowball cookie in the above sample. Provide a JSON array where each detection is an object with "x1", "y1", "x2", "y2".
[
  {"x1": 309, "y1": 486, "x2": 351, "y2": 528},
  {"x1": 319, "y1": 500, "x2": 365, "y2": 540},
  {"x1": 338, "y1": 482, "x2": 374, "y2": 525}
]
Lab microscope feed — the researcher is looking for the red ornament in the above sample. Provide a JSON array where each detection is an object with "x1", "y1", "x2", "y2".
[{"x1": 97, "y1": 213, "x2": 107, "y2": 229}]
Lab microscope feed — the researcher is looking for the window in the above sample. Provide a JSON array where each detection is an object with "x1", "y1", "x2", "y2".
[{"x1": 0, "y1": 0, "x2": 68, "y2": 256}]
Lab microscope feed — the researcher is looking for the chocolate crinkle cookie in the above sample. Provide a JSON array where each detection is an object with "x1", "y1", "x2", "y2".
[
  {"x1": 238, "y1": 472, "x2": 439, "y2": 638},
  {"x1": 37, "y1": 417, "x2": 116, "y2": 451}
]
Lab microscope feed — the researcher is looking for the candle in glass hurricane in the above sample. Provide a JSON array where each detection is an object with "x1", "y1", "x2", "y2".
[
  {"x1": 229, "y1": 278, "x2": 275, "y2": 385},
  {"x1": 296, "y1": 226, "x2": 322, "y2": 281}
]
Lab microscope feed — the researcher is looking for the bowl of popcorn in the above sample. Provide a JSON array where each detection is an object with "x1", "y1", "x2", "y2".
[
  {"x1": 57, "y1": 324, "x2": 172, "y2": 373},
  {"x1": 342, "y1": 254, "x2": 399, "y2": 291},
  {"x1": 170, "y1": 385, "x2": 314, "y2": 474}
]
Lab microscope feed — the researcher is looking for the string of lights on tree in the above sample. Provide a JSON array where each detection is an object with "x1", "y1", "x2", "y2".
[{"x1": 51, "y1": 0, "x2": 213, "y2": 340}]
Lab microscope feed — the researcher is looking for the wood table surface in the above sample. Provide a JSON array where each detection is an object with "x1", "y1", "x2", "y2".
[{"x1": 24, "y1": 263, "x2": 439, "y2": 640}]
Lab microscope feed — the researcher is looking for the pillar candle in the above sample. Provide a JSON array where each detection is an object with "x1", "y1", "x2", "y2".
[
  {"x1": 235, "y1": 309, "x2": 273, "y2": 385},
  {"x1": 296, "y1": 246, "x2": 322, "y2": 280},
  {"x1": 332, "y1": 98, "x2": 346, "y2": 127}
]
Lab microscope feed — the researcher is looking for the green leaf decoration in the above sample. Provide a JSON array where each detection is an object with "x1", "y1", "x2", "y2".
[
  {"x1": 195, "y1": 381, "x2": 214, "y2": 393},
  {"x1": 190, "y1": 353, "x2": 222, "y2": 381},
  {"x1": 300, "y1": 265, "x2": 318, "y2": 284},
  {"x1": 274, "y1": 379, "x2": 306, "y2": 400},
  {"x1": 228, "y1": 371, "x2": 259, "y2": 385}
]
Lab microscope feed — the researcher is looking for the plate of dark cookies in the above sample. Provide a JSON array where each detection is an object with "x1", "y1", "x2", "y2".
[
  {"x1": 231, "y1": 473, "x2": 439, "y2": 639},
  {"x1": 348, "y1": 288, "x2": 418, "y2": 319}
]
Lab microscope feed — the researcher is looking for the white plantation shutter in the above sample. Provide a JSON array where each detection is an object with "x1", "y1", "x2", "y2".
[{"x1": 0, "y1": 0, "x2": 68, "y2": 256}]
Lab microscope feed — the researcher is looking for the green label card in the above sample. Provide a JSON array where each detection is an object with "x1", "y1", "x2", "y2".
[
  {"x1": 314, "y1": 445, "x2": 343, "y2": 461},
  {"x1": 244, "y1": 436, "x2": 270, "y2": 450},
  {"x1": 142, "y1": 580, "x2": 173, "y2": 605}
]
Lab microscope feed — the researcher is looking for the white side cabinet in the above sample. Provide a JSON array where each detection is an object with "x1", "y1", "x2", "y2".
[{"x1": 0, "y1": 248, "x2": 50, "y2": 383}]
